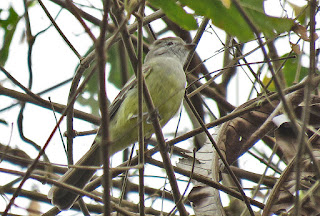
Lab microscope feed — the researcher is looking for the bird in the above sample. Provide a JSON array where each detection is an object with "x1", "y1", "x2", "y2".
[{"x1": 48, "y1": 37, "x2": 195, "y2": 210}]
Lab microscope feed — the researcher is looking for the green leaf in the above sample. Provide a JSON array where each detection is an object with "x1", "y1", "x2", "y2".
[
  {"x1": 77, "y1": 65, "x2": 101, "y2": 116},
  {"x1": 179, "y1": 0, "x2": 294, "y2": 42},
  {"x1": 281, "y1": 54, "x2": 309, "y2": 86},
  {"x1": 288, "y1": 2, "x2": 308, "y2": 25},
  {"x1": 242, "y1": 0, "x2": 294, "y2": 38},
  {"x1": 179, "y1": 0, "x2": 254, "y2": 41},
  {"x1": 0, "y1": 7, "x2": 21, "y2": 65},
  {"x1": 75, "y1": 44, "x2": 100, "y2": 115},
  {"x1": 107, "y1": 43, "x2": 134, "y2": 89},
  {"x1": 148, "y1": 0, "x2": 198, "y2": 30},
  {"x1": 263, "y1": 54, "x2": 309, "y2": 91}
]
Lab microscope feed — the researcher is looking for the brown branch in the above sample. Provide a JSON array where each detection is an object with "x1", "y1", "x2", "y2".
[
  {"x1": 2, "y1": 54, "x2": 103, "y2": 215},
  {"x1": 184, "y1": 94, "x2": 255, "y2": 215},
  {"x1": 147, "y1": 158, "x2": 265, "y2": 209},
  {"x1": 0, "y1": 85, "x2": 100, "y2": 125},
  {"x1": 0, "y1": 167, "x2": 135, "y2": 216},
  {"x1": 137, "y1": 1, "x2": 146, "y2": 215},
  {"x1": 65, "y1": 0, "x2": 96, "y2": 41},
  {"x1": 38, "y1": 0, "x2": 81, "y2": 59},
  {"x1": 230, "y1": 166, "x2": 277, "y2": 188},
  {"x1": 96, "y1": 0, "x2": 111, "y2": 214},
  {"x1": 294, "y1": 1, "x2": 319, "y2": 215},
  {"x1": 49, "y1": 0, "x2": 103, "y2": 26}
]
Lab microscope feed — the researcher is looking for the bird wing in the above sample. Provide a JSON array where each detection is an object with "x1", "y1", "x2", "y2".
[{"x1": 109, "y1": 64, "x2": 152, "y2": 120}]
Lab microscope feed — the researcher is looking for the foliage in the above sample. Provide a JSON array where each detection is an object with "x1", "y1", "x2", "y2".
[
  {"x1": 0, "y1": 6, "x2": 21, "y2": 65},
  {"x1": 148, "y1": 0, "x2": 198, "y2": 30}
]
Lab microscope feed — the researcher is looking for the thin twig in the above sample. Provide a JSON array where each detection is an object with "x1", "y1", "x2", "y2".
[
  {"x1": 137, "y1": 1, "x2": 146, "y2": 215},
  {"x1": 49, "y1": 0, "x2": 103, "y2": 26},
  {"x1": 232, "y1": 0, "x2": 298, "y2": 141},
  {"x1": 168, "y1": 149, "x2": 196, "y2": 215},
  {"x1": 0, "y1": 85, "x2": 100, "y2": 125},
  {"x1": 96, "y1": 0, "x2": 111, "y2": 214},
  {"x1": 0, "y1": 167, "x2": 135, "y2": 216},
  {"x1": 294, "y1": 1, "x2": 318, "y2": 215},
  {"x1": 2, "y1": 57, "x2": 99, "y2": 216},
  {"x1": 65, "y1": 0, "x2": 96, "y2": 41},
  {"x1": 147, "y1": 158, "x2": 265, "y2": 209},
  {"x1": 38, "y1": 0, "x2": 81, "y2": 59},
  {"x1": 0, "y1": 77, "x2": 73, "y2": 112},
  {"x1": 184, "y1": 95, "x2": 255, "y2": 215}
]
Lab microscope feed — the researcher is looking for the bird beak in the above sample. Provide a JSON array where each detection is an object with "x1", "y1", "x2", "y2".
[{"x1": 184, "y1": 43, "x2": 196, "y2": 51}]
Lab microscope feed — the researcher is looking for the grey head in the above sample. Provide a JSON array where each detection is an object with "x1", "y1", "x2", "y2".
[{"x1": 144, "y1": 37, "x2": 194, "y2": 65}]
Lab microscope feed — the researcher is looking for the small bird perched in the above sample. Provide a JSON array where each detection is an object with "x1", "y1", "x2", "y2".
[{"x1": 48, "y1": 37, "x2": 195, "y2": 210}]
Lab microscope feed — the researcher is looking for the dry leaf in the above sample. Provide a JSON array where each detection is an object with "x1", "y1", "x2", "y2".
[
  {"x1": 216, "y1": 96, "x2": 279, "y2": 164},
  {"x1": 313, "y1": 32, "x2": 319, "y2": 41},
  {"x1": 217, "y1": 78, "x2": 320, "y2": 166},
  {"x1": 269, "y1": 150, "x2": 320, "y2": 215},
  {"x1": 291, "y1": 24, "x2": 319, "y2": 42},
  {"x1": 290, "y1": 42, "x2": 302, "y2": 54},
  {"x1": 292, "y1": 24, "x2": 309, "y2": 41},
  {"x1": 27, "y1": 187, "x2": 41, "y2": 216},
  {"x1": 220, "y1": 0, "x2": 231, "y2": 8},
  {"x1": 178, "y1": 144, "x2": 226, "y2": 216},
  {"x1": 266, "y1": 101, "x2": 320, "y2": 215}
]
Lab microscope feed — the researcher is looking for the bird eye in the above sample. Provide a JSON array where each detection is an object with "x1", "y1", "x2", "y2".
[{"x1": 167, "y1": 42, "x2": 174, "y2": 46}]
